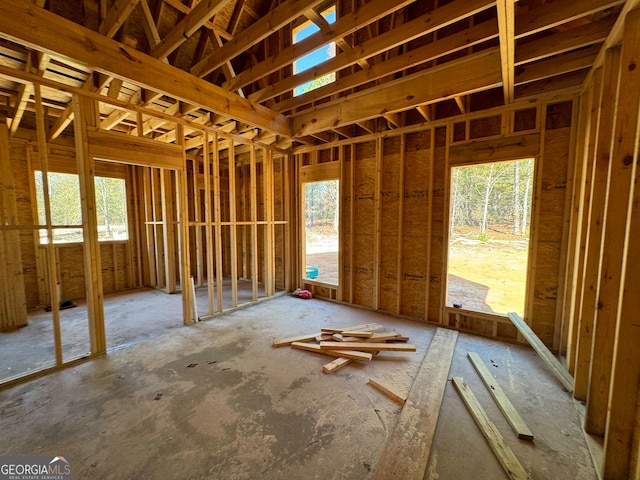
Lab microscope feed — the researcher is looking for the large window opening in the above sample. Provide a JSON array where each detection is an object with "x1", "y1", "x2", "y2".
[
  {"x1": 303, "y1": 179, "x2": 339, "y2": 285},
  {"x1": 293, "y1": 6, "x2": 336, "y2": 96},
  {"x1": 34, "y1": 171, "x2": 128, "y2": 243},
  {"x1": 447, "y1": 159, "x2": 534, "y2": 316}
]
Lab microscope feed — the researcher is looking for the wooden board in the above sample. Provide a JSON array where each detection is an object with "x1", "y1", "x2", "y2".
[
  {"x1": 467, "y1": 352, "x2": 534, "y2": 440},
  {"x1": 290, "y1": 342, "x2": 373, "y2": 362},
  {"x1": 368, "y1": 378, "x2": 407, "y2": 405},
  {"x1": 323, "y1": 357, "x2": 353, "y2": 374},
  {"x1": 452, "y1": 377, "x2": 531, "y2": 480},
  {"x1": 508, "y1": 313, "x2": 573, "y2": 392},
  {"x1": 320, "y1": 323, "x2": 383, "y2": 334},
  {"x1": 319, "y1": 342, "x2": 416, "y2": 352},
  {"x1": 372, "y1": 328, "x2": 458, "y2": 480},
  {"x1": 342, "y1": 331, "x2": 373, "y2": 338},
  {"x1": 272, "y1": 332, "x2": 320, "y2": 347}
]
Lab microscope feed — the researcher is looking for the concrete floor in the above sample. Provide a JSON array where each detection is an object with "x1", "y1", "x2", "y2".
[
  {"x1": 0, "y1": 295, "x2": 596, "y2": 479},
  {"x1": 0, "y1": 280, "x2": 280, "y2": 382}
]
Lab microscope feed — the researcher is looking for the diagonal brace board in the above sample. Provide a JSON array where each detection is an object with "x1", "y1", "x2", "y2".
[
  {"x1": 372, "y1": 328, "x2": 458, "y2": 480},
  {"x1": 508, "y1": 313, "x2": 573, "y2": 392},
  {"x1": 467, "y1": 352, "x2": 534, "y2": 440}
]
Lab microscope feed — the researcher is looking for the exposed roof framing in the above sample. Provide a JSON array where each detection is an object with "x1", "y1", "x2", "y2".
[{"x1": 0, "y1": 0, "x2": 629, "y2": 149}]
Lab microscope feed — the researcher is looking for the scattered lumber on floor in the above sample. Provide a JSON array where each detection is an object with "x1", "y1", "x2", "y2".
[
  {"x1": 452, "y1": 376, "x2": 531, "y2": 480},
  {"x1": 372, "y1": 328, "x2": 459, "y2": 480},
  {"x1": 319, "y1": 342, "x2": 416, "y2": 352},
  {"x1": 272, "y1": 323, "x2": 414, "y2": 374},
  {"x1": 467, "y1": 352, "x2": 534, "y2": 441},
  {"x1": 368, "y1": 378, "x2": 407, "y2": 405},
  {"x1": 508, "y1": 312, "x2": 574, "y2": 393}
]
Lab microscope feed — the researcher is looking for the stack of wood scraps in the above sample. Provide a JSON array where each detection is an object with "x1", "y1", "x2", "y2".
[{"x1": 272, "y1": 322, "x2": 416, "y2": 374}]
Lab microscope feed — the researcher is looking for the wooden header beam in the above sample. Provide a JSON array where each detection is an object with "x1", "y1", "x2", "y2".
[
  {"x1": 0, "y1": 0, "x2": 291, "y2": 138},
  {"x1": 291, "y1": 49, "x2": 501, "y2": 136}
]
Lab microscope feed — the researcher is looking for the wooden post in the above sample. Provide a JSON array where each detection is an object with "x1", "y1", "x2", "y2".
[
  {"x1": 602, "y1": 9, "x2": 640, "y2": 478},
  {"x1": 571, "y1": 70, "x2": 603, "y2": 387},
  {"x1": 563, "y1": 90, "x2": 591, "y2": 374},
  {"x1": 373, "y1": 137, "x2": 382, "y2": 310},
  {"x1": 72, "y1": 94, "x2": 106, "y2": 354},
  {"x1": 250, "y1": 146, "x2": 258, "y2": 301},
  {"x1": 396, "y1": 134, "x2": 405, "y2": 315},
  {"x1": 264, "y1": 148, "x2": 275, "y2": 296},
  {"x1": 160, "y1": 168, "x2": 177, "y2": 293},
  {"x1": 192, "y1": 155, "x2": 203, "y2": 286},
  {"x1": 228, "y1": 141, "x2": 238, "y2": 307},
  {"x1": 573, "y1": 66, "x2": 606, "y2": 401},
  {"x1": 33, "y1": 87, "x2": 62, "y2": 364},
  {"x1": 176, "y1": 124, "x2": 193, "y2": 325},
  {"x1": 0, "y1": 123, "x2": 28, "y2": 331},
  {"x1": 213, "y1": 134, "x2": 224, "y2": 312},
  {"x1": 583, "y1": 46, "x2": 622, "y2": 436},
  {"x1": 283, "y1": 152, "x2": 292, "y2": 292},
  {"x1": 202, "y1": 132, "x2": 215, "y2": 315}
]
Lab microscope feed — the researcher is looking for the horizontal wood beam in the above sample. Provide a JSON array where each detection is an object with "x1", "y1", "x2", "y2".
[
  {"x1": 88, "y1": 127, "x2": 184, "y2": 169},
  {"x1": 514, "y1": 45, "x2": 600, "y2": 85},
  {"x1": 274, "y1": 19, "x2": 498, "y2": 113},
  {"x1": 0, "y1": 0, "x2": 291, "y2": 137},
  {"x1": 515, "y1": 17, "x2": 614, "y2": 66},
  {"x1": 515, "y1": 0, "x2": 624, "y2": 39},
  {"x1": 291, "y1": 48, "x2": 501, "y2": 136},
  {"x1": 191, "y1": 0, "x2": 326, "y2": 78}
]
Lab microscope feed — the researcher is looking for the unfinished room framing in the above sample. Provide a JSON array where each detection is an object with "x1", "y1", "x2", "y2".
[{"x1": 1, "y1": 0, "x2": 639, "y2": 478}]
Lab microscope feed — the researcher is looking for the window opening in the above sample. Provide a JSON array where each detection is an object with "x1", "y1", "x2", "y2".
[
  {"x1": 293, "y1": 6, "x2": 336, "y2": 96},
  {"x1": 34, "y1": 171, "x2": 128, "y2": 243},
  {"x1": 447, "y1": 159, "x2": 534, "y2": 316},
  {"x1": 303, "y1": 179, "x2": 339, "y2": 285}
]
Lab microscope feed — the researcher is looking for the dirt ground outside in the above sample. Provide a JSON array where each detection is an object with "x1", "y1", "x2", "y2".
[
  {"x1": 305, "y1": 225, "x2": 339, "y2": 285},
  {"x1": 303, "y1": 224, "x2": 529, "y2": 317},
  {"x1": 448, "y1": 225, "x2": 529, "y2": 316}
]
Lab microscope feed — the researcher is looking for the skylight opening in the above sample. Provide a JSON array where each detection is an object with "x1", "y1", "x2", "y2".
[{"x1": 293, "y1": 6, "x2": 336, "y2": 96}]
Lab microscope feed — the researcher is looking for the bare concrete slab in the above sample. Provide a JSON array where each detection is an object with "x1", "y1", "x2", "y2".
[{"x1": 0, "y1": 295, "x2": 596, "y2": 479}]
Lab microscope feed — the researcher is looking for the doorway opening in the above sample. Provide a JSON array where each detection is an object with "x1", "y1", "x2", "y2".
[
  {"x1": 303, "y1": 179, "x2": 339, "y2": 285},
  {"x1": 447, "y1": 158, "x2": 534, "y2": 316}
]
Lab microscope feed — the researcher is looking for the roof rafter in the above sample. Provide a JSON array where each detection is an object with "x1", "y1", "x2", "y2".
[
  {"x1": 274, "y1": 19, "x2": 498, "y2": 113},
  {"x1": 150, "y1": 0, "x2": 230, "y2": 60},
  {"x1": 250, "y1": 0, "x2": 494, "y2": 104},
  {"x1": 191, "y1": 0, "x2": 327, "y2": 78},
  {"x1": 224, "y1": 0, "x2": 420, "y2": 92},
  {"x1": 0, "y1": 0, "x2": 290, "y2": 137},
  {"x1": 99, "y1": 0, "x2": 140, "y2": 38}
]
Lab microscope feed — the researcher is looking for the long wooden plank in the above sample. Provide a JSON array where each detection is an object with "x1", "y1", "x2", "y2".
[
  {"x1": 467, "y1": 352, "x2": 534, "y2": 440},
  {"x1": 372, "y1": 328, "x2": 459, "y2": 480},
  {"x1": 508, "y1": 313, "x2": 573, "y2": 392},
  {"x1": 319, "y1": 342, "x2": 416, "y2": 352},
  {"x1": 368, "y1": 378, "x2": 407, "y2": 405},
  {"x1": 291, "y1": 342, "x2": 373, "y2": 361},
  {"x1": 0, "y1": 0, "x2": 290, "y2": 137},
  {"x1": 452, "y1": 377, "x2": 531, "y2": 480}
]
